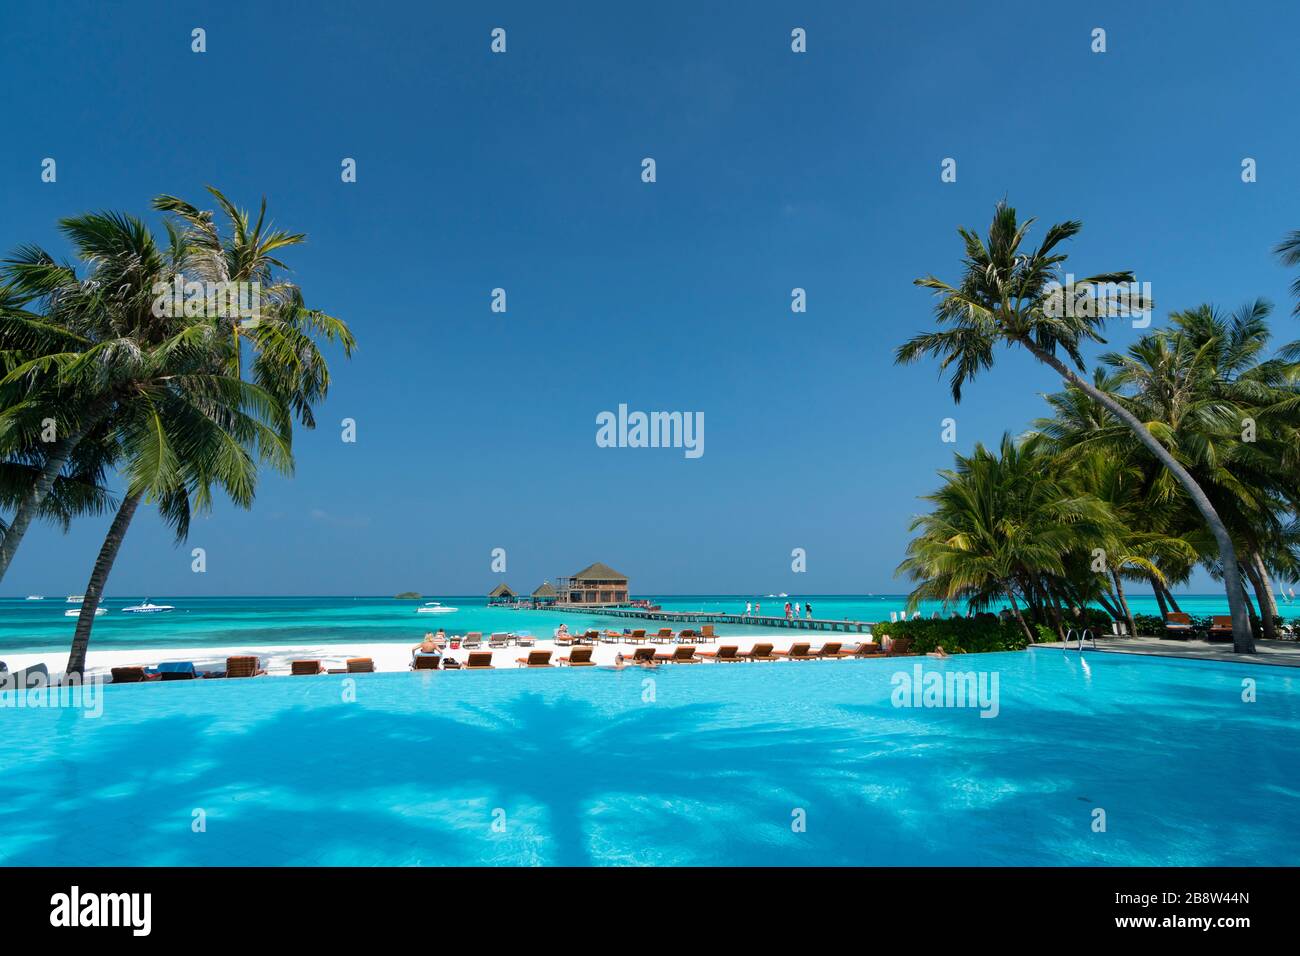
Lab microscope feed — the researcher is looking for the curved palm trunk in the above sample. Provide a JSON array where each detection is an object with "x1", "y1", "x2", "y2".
[
  {"x1": 1160, "y1": 583, "x2": 1182, "y2": 614},
  {"x1": 1005, "y1": 590, "x2": 1036, "y2": 643},
  {"x1": 0, "y1": 428, "x2": 90, "y2": 583},
  {"x1": 1247, "y1": 551, "x2": 1279, "y2": 642},
  {"x1": 1110, "y1": 570, "x2": 1138, "y2": 637},
  {"x1": 1152, "y1": 584, "x2": 1169, "y2": 619},
  {"x1": 1022, "y1": 342, "x2": 1255, "y2": 653},
  {"x1": 65, "y1": 492, "x2": 142, "y2": 677}
]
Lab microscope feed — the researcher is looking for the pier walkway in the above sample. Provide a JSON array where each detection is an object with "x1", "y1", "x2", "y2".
[{"x1": 539, "y1": 604, "x2": 876, "y2": 633}]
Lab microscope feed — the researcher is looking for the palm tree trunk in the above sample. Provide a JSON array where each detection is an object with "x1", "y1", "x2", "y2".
[
  {"x1": 0, "y1": 423, "x2": 95, "y2": 583},
  {"x1": 1021, "y1": 341, "x2": 1255, "y2": 653},
  {"x1": 1248, "y1": 551, "x2": 1280, "y2": 641},
  {"x1": 1152, "y1": 584, "x2": 1169, "y2": 619},
  {"x1": 1110, "y1": 570, "x2": 1138, "y2": 637},
  {"x1": 65, "y1": 492, "x2": 142, "y2": 677},
  {"x1": 1005, "y1": 590, "x2": 1036, "y2": 643},
  {"x1": 1160, "y1": 584, "x2": 1182, "y2": 613}
]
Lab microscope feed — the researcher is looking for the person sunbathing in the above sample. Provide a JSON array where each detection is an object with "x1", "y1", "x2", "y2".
[{"x1": 412, "y1": 633, "x2": 441, "y2": 656}]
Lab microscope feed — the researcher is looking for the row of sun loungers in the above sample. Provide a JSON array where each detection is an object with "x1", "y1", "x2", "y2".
[
  {"x1": 108, "y1": 637, "x2": 914, "y2": 682},
  {"x1": 1164, "y1": 612, "x2": 1238, "y2": 642},
  {"x1": 555, "y1": 626, "x2": 720, "y2": 646}
]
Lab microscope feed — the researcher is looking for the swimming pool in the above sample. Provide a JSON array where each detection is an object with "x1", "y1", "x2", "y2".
[{"x1": 2, "y1": 649, "x2": 1297, "y2": 865}]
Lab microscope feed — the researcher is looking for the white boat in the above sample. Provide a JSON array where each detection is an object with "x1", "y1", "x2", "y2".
[
  {"x1": 416, "y1": 601, "x2": 458, "y2": 614},
  {"x1": 66, "y1": 594, "x2": 86, "y2": 604},
  {"x1": 121, "y1": 601, "x2": 175, "y2": 614},
  {"x1": 25, "y1": 595, "x2": 44, "y2": 601},
  {"x1": 65, "y1": 607, "x2": 106, "y2": 617}
]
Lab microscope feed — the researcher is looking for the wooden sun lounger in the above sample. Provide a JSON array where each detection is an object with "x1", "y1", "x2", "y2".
[
  {"x1": 225, "y1": 656, "x2": 265, "y2": 678},
  {"x1": 488, "y1": 633, "x2": 510, "y2": 648},
  {"x1": 774, "y1": 642, "x2": 817, "y2": 660},
  {"x1": 516, "y1": 634, "x2": 536, "y2": 647},
  {"x1": 110, "y1": 666, "x2": 154, "y2": 684},
  {"x1": 626, "y1": 629, "x2": 647, "y2": 644},
  {"x1": 465, "y1": 652, "x2": 494, "y2": 669},
  {"x1": 1207, "y1": 615, "x2": 1234, "y2": 642},
  {"x1": 885, "y1": 637, "x2": 915, "y2": 656},
  {"x1": 846, "y1": 640, "x2": 884, "y2": 657},
  {"x1": 1163, "y1": 612, "x2": 1194, "y2": 639},
  {"x1": 814, "y1": 642, "x2": 843, "y2": 658},
  {"x1": 602, "y1": 630, "x2": 623, "y2": 644},
  {"x1": 557, "y1": 647, "x2": 596, "y2": 666},
  {"x1": 554, "y1": 631, "x2": 576, "y2": 646},
  {"x1": 412, "y1": 655, "x2": 442, "y2": 670},
  {"x1": 699, "y1": 625, "x2": 718, "y2": 643},
  {"x1": 329, "y1": 657, "x2": 376, "y2": 674},
  {"x1": 291, "y1": 660, "x2": 327, "y2": 676},
  {"x1": 461, "y1": 632, "x2": 483, "y2": 649},
  {"x1": 516, "y1": 650, "x2": 553, "y2": 668},
  {"x1": 698, "y1": 644, "x2": 741, "y2": 661},
  {"x1": 655, "y1": 645, "x2": 701, "y2": 663},
  {"x1": 738, "y1": 643, "x2": 777, "y2": 661},
  {"x1": 624, "y1": 647, "x2": 657, "y2": 665},
  {"x1": 650, "y1": 628, "x2": 676, "y2": 644}
]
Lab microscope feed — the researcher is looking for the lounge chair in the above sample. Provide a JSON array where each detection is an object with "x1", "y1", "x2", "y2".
[
  {"x1": 412, "y1": 655, "x2": 442, "y2": 670},
  {"x1": 699, "y1": 625, "x2": 718, "y2": 643},
  {"x1": 516, "y1": 633, "x2": 536, "y2": 647},
  {"x1": 225, "y1": 656, "x2": 265, "y2": 678},
  {"x1": 1207, "y1": 616, "x2": 1234, "y2": 642},
  {"x1": 650, "y1": 628, "x2": 676, "y2": 644},
  {"x1": 110, "y1": 666, "x2": 155, "y2": 684},
  {"x1": 580, "y1": 630, "x2": 601, "y2": 644},
  {"x1": 885, "y1": 637, "x2": 915, "y2": 657},
  {"x1": 738, "y1": 643, "x2": 777, "y2": 661},
  {"x1": 1163, "y1": 612, "x2": 1194, "y2": 639},
  {"x1": 488, "y1": 633, "x2": 510, "y2": 648},
  {"x1": 814, "y1": 642, "x2": 843, "y2": 659},
  {"x1": 464, "y1": 652, "x2": 494, "y2": 669},
  {"x1": 516, "y1": 650, "x2": 553, "y2": 668},
  {"x1": 347, "y1": 657, "x2": 375, "y2": 673},
  {"x1": 698, "y1": 644, "x2": 741, "y2": 661},
  {"x1": 601, "y1": 630, "x2": 623, "y2": 644},
  {"x1": 461, "y1": 633, "x2": 483, "y2": 649},
  {"x1": 623, "y1": 647, "x2": 657, "y2": 665},
  {"x1": 655, "y1": 645, "x2": 701, "y2": 663},
  {"x1": 557, "y1": 647, "x2": 596, "y2": 666},
  {"x1": 156, "y1": 661, "x2": 200, "y2": 680},
  {"x1": 554, "y1": 630, "x2": 576, "y2": 646},
  {"x1": 291, "y1": 660, "x2": 327, "y2": 676},
  {"x1": 774, "y1": 642, "x2": 817, "y2": 661},
  {"x1": 627, "y1": 629, "x2": 647, "y2": 644}
]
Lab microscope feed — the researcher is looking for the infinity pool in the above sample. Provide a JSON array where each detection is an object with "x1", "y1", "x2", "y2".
[{"x1": 2, "y1": 650, "x2": 1297, "y2": 865}]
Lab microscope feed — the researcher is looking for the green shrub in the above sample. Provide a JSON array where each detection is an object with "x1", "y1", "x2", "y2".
[{"x1": 871, "y1": 617, "x2": 1029, "y2": 654}]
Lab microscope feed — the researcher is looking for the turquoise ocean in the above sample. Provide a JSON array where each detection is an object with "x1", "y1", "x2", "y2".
[{"x1": 3, "y1": 592, "x2": 1294, "y2": 656}]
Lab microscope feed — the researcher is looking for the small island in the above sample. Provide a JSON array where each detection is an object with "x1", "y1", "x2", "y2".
[{"x1": 394, "y1": 592, "x2": 422, "y2": 600}]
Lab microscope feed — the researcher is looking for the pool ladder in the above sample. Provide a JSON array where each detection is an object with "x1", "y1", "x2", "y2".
[{"x1": 1065, "y1": 628, "x2": 1096, "y2": 652}]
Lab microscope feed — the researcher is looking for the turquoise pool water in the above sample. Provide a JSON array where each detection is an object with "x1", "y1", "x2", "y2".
[{"x1": 2, "y1": 649, "x2": 1297, "y2": 866}]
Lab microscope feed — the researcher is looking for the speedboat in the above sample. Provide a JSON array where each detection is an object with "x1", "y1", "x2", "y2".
[
  {"x1": 416, "y1": 602, "x2": 458, "y2": 614},
  {"x1": 122, "y1": 601, "x2": 175, "y2": 614},
  {"x1": 65, "y1": 607, "x2": 106, "y2": 617},
  {"x1": 25, "y1": 595, "x2": 44, "y2": 601},
  {"x1": 66, "y1": 594, "x2": 86, "y2": 604}
]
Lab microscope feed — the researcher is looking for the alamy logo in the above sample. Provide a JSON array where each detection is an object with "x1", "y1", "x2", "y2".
[
  {"x1": 50, "y1": 886, "x2": 151, "y2": 936},
  {"x1": 1043, "y1": 273, "x2": 1152, "y2": 328},
  {"x1": 151, "y1": 274, "x2": 261, "y2": 326},
  {"x1": 596, "y1": 404, "x2": 704, "y2": 459},
  {"x1": 891, "y1": 663, "x2": 1000, "y2": 718}
]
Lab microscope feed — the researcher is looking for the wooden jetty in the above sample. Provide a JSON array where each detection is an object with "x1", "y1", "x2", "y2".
[{"x1": 540, "y1": 604, "x2": 877, "y2": 634}]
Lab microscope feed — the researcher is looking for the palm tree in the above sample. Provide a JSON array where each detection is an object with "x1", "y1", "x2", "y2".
[
  {"x1": 898, "y1": 200, "x2": 1255, "y2": 652},
  {"x1": 898, "y1": 433, "x2": 1113, "y2": 642}
]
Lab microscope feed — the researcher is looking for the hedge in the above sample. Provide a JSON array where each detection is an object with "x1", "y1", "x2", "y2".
[{"x1": 870, "y1": 618, "x2": 1030, "y2": 654}]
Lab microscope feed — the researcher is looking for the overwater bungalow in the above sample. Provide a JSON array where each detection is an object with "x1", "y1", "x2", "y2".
[
  {"x1": 487, "y1": 583, "x2": 517, "y2": 606},
  {"x1": 531, "y1": 581, "x2": 558, "y2": 607},
  {"x1": 556, "y1": 562, "x2": 630, "y2": 606}
]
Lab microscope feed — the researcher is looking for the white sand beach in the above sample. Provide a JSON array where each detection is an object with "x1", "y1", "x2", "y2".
[{"x1": 1, "y1": 630, "x2": 876, "y2": 680}]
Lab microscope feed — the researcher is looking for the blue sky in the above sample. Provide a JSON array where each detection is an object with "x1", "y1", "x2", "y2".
[{"x1": 2, "y1": 0, "x2": 1298, "y2": 596}]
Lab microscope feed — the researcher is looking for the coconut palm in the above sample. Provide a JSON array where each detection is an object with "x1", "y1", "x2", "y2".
[
  {"x1": 898, "y1": 433, "x2": 1113, "y2": 642},
  {"x1": 898, "y1": 200, "x2": 1255, "y2": 652}
]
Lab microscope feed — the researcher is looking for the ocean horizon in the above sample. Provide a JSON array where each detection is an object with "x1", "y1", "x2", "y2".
[{"x1": 4, "y1": 592, "x2": 1292, "y2": 656}]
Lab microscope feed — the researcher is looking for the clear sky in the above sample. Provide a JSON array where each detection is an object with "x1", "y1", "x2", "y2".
[{"x1": 2, "y1": 1, "x2": 1298, "y2": 596}]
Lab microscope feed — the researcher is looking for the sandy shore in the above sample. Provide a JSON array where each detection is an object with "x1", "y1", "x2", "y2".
[{"x1": 1, "y1": 631, "x2": 875, "y2": 679}]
